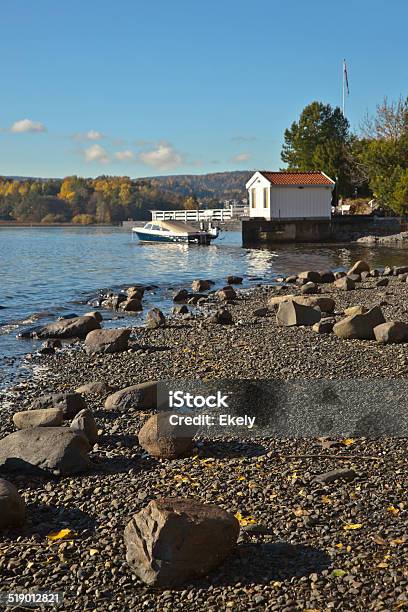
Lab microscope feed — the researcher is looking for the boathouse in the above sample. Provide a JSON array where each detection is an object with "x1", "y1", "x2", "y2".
[{"x1": 245, "y1": 171, "x2": 335, "y2": 220}]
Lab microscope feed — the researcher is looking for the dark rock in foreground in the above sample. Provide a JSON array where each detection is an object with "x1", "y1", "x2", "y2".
[
  {"x1": 36, "y1": 315, "x2": 100, "y2": 339},
  {"x1": 32, "y1": 392, "x2": 86, "y2": 420},
  {"x1": 124, "y1": 498, "x2": 239, "y2": 586},
  {"x1": 276, "y1": 300, "x2": 321, "y2": 327},
  {"x1": 333, "y1": 306, "x2": 385, "y2": 340},
  {"x1": 374, "y1": 321, "x2": 408, "y2": 344},
  {"x1": 104, "y1": 381, "x2": 157, "y2": 411},
  {"x1": 0, "y1": 479, "x2": 26, "y2": 530},
  {"x1": 0, "y1": 428, "x2": 91, "y2": 475}
]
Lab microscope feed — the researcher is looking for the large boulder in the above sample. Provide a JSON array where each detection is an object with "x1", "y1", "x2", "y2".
[
  {"x1": 0, "y1": 428, "x2": 91, "y2": 475},
  {"x1": 333, "y1": 306, "x2": 385, "y2": 340},
  {"x1": 70, "y1": 409, "x2": 98, "y2": 446},
  {"x1": 138, "y1": 411, "x2": 195, "y2": 459},
  {"x1": 146, "y1": 308, "x2": 166, "y2": 329},
  {"x1": 12, "y1": 408, "x2": 63, "y2": 430},
  {"x1": 0, "y1": 479, "x2": 25, "y2": 530},
  {"x1": 298, "y1": 271, "x2": 321, "y2": 283},
  {"x1": 374, "y1": 321, "x2": 408, "y2": 344},
  {"x1": 191, "y1": 279, "x2": 211, "y2": 292},
  {"x1": 36, "y1": 316, "x2": 100, "y2": 339},
  {"x1": 32, "y1": 392, "x2": 86, "y2": 420},
  {"x1": 294, "y1": 296, "x2": 335, "y2": 313},
  {"x1": 267, "y1": 294, "x2": 296, "y2": 308},
  {"x1": 104, "y1": 381, "x2": 157, "y2": 411},
  {"x1": 348, "y1": 260, "x2": 370, "y2": 275},
  {"x1": 124, "y1": 498, "x2": 239, "y2": 586},
  {"x1": 334, "y1": 276, "x2": 355, "y2": 291},
  {"x1": 276, "y1": 301, "x2": 321, "y2": 327},
  {"x1": 84, "y1": 328, "x2": 131, "y2": 355}
]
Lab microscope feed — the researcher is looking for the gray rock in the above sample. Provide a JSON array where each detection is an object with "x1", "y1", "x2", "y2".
[
  {"x1": 84, "y1": 328, "x2": 131, "y2": 354},
  {"x1": 348, "y1": 260, "x2": 370, "y2": 275},
  {"x1": 298, "y1": 271, "x2": 321, "y2": 283},
  {"x1": 209, "y1": 308, "x2": 233, "y2": 325},
  {"x1": 70, "y1": 409, "x2": 98, "y2": 446},
  {"x1": 138, "y1": 412, "x2": 195, "y2": 459},
  {"x1": 333, "y1": 306, "x2": 386, "y2": 340},
  {"x1": 146, "y1": 308, "x2": 166, "y2": 329},
  {"x1": 300, "y1": 282, "x2": 319, "y2": 295},
  {"x1": 104, "y1": 381, "x2": 157, "y2": 411},
  {"x1": 276, "y1": 301, "x2": 321, "y2": 327},
  {"x1": 75, "y1": 381, "x2": 114, "y2": 396},
  {"x1": 173, "y1": 289, "x2": 189, "y2": 303},
  {"x1": 0, "y1": 428, "x2": 91, "y2": 475},
  {"x1": 124, "y1": 498, "x2": 239, "y2": 586},
  {"x1": 36, "y1": 316, "x2": 100, "y2": 339},
  {"x1": 118, "y1": 299, "x2": 143, "y2": 312},
  {"x1": 334, "y1": 276, "x2": 355, "y2": 291},
  {"x1": 374, "y1": 321, "x2": 408, "y2": 344},
  {"x1": 126, "y1": 286, "x2": 145, "y2": 299},
  {"x1": 226, "y1": 275, "x2": 243, "y2": 285},
  {"x1": 217, "y1": 286, "x2": 237, "y2": 301},
  {"x1": 294, "y1": 296, "x2": 335, "y2": 313},
  {"x1": 13, "y1": 408, "x2": 63, "y2": 430},
  {"x1": 0, "y1": 479, "x2": 25, "y2": 530},
  {"x1": 172, "y1": 304, "x2": 189, "y2": 315},
  {"x1": 312, "y1": 469, "x2": 357, "y2": 484},
  {"x1": 32, "y1": 392, "x2": 86, "y2": 420},
  {"x1": 191, "y1": 279, "x2": 211, "y2": 292}
]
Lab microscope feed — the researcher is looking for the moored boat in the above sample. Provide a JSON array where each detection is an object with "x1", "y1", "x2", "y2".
[{"x1": 132, "y1": 220, "x2": 219, "y2": 245}]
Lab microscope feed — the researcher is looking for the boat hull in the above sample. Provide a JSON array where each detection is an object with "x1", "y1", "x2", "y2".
[{"x1": 133, "y1": 230, "x2": 213, "y2": 245}]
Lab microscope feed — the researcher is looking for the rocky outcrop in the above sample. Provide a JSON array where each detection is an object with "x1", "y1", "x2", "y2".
[
  {"x1": 84, "y1": 328, "x2": 131, "y2": 354},
  {"x1": 12, "y1": 408, "x2": 63, "y2": 430},
  {"x1": 104, "y1": 381, "x2": 157, "y2": 411},
  {"x1": 138, "y1": 412, "x2": 195, "y2": 459},
  {"x1": 333, "y1": 306, "x2": 385, "y2": 340},
  {"x1": 124, "y1": 498, "x2": 239, "y2": 586},
  {"x1": 0, "y1": 428, "x2": 91, "y2": 475},
  {"x1": 0, "y1": 479, "x2": 25, "y2": 530},
  {"x1": 35, "y1": 316, "x2": 100, "y2": 339},
  {"x1": 32, "y1": 393, "x2": 86, "y2": 420},
  {"x1": 70, "y1": 409, "x2": 98, "y2": 446},
  {"x1": 373, "y1": 321, "x2": 408, "y2": 344},
  {"x1": 276, "y1": 301, "x2": 321, "y2": 327}
]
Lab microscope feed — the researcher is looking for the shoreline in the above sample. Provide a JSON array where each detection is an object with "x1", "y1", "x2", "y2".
[{"x1": 0, "y1": 270, "x2": 408, "y2": 609}]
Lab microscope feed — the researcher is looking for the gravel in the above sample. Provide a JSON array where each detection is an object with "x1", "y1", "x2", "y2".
[{"x1": 0, "y1": 273, "x2": 407, "y2": 610}]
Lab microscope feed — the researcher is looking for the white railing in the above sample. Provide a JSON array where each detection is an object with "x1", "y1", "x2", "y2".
[{"x1": 151, "y1": 206, "x2": 249, "y2": 222}]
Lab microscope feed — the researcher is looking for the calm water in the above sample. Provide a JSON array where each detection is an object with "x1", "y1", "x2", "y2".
[{"x1": 1, "y1": 226, "x2": 408, "y2": 387}]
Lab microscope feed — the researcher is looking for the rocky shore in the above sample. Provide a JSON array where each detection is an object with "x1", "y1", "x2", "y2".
[{"x1": 0, "y1": 264, "x2": 408, "y2": 611}]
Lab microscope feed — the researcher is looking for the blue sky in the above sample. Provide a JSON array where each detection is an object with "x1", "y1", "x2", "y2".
[{"x1": 1, "y1": 0, "x2": 407, "y2": 178}]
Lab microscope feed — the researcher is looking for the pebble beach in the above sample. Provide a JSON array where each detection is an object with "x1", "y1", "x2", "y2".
[{"x1": 0, "y1": 266, "x2": 408, "y2": 611}]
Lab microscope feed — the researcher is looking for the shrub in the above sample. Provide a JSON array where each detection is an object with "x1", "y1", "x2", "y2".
[{"x1": 72, "y1": 214, "x2": 96, "y2": 225}]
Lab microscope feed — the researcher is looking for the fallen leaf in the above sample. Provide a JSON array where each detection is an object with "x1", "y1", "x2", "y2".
[
  {"x1": 235, "y1": 512, "x2": 256, "y2": 526},
  {"x1": 387, "y1": 506, "x2": 400, "y2": 515},
  {"x1": 47, "y1": 528, "x2": 75, "y2": 541},
  {"x1": 322, "y1": 495, "x2": 331, "y2": 504},
  {"x1": 373, "y1": 534, "x2": 387, "y2": 545},
  {"x1": 342, "y1": 438, "x2": 355, "y2": 446},
  {"x1": 331, "y1": 569, "x2": 347, "y2": 577},
  {"x1": 377, "y1": 562, "x2": 389, "y2": 568},
  {"x1": 390, "y1": 537, "x2": 406, "y2": 546},
  {"x1": 89, "y1": 549, "x2": 98, "y2": 556},
  {"x1": 343, "y1": 523, "x2": 363, "y2": 531},
  {"x1": 335, "y1": 543, "x2": 343, "y2": 549}
]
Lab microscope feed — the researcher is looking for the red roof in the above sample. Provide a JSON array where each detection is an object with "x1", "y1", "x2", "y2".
[{"x1": 259, "y1": 171, "x2": 334, "y2": 186}]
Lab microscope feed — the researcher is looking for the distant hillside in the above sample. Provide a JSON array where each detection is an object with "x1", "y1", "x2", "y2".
[{"x1": 146, "y1": 171, "x2": 252, "y2": 204}]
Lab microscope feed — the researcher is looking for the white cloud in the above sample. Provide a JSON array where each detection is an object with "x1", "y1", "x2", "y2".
[
  {"x1": 10, "y1": 118, "x2": 46, "y2": 133},
  {"x1": 231, "y1": 152, "x2": 252, "y2": 163},
  {"x1": 230, "y1": 136, "x2": 257, "y2": 143},
  {"x1": 139, "y1": 142, "x2": 183, "y2": 170},
  {"x1": 84, "y1": 144, "x2": 110, "y2": 164},
  {"x1": 114, "y1": 150, "x2": 134, "y2": 160},
  {"x1": 73, "y1": 129, "x2": 104, "y2": 141}
]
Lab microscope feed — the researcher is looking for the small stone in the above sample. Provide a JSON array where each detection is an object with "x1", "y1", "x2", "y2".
[
  {"x1": 138, "y1": 412, "x2": 195, "y2": 459},
  {"x1": 312, "y1": 320, "x2": 334, "y2": 334},
  {"x1": 172, "y1": 304, "x2": 189, "y2": 315},
  {"x1": 344, "y1": 305, "x2": 368, "y2": 316},
  {"x1": 312, "y1": 469, "x2": 357, "y2": 484},
  {"x1": 32, "y1": 392, "x2": 86, "y2": 420},
  {"x1": 84, "y1": 311, "x2": 103, "y2": 322},
  {"x1": 192, "y1": 280, "x2": 211, "y2": 292},
  {"x1": 226, "y1": 276, "x2": 243, "y2": 285},
  {"x1": 0, "y1": 479, "x2": 25, "y2": 529},
  {"x1": 146, "y1": 308, "x2": 166, "y2": 329},
  {"x1": 173, "y1": 289, "x2": 189, "y2": 303},
  {"x1": 348, "y1": 260, "x2": 370, "y2": 275},
  {"x1": 300, "y1": 282, "x2": 319, "y2": 295},
  {"x1": 298, "y1": 271, "x2": 321, "y2": 283},
  {"x1": 70, "y1": 409, "x2": 98, "y2": 446},
  {"x1": 334, "y1": 277, "x2": 355, "y2": 291},
  {"x1": 75, "y1": 381, "x2": 113, "y2": 396},
  {"x1": 84, "y1": 328, "x2": 131, "y2": 354},
  {"x1": 209, "y1": 308, "x2": 233, "y2": 325},
  {"x1": 376, "y1": 278, "x2": 389, "y2": 287}
]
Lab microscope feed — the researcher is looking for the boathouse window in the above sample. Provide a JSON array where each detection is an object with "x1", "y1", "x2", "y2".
[
  {"x1": 251, "y1": 188, "x2": 256, "y2": 208},
  {"x1": 263, "y1": 188, "x2": 269, "y2": 208}
]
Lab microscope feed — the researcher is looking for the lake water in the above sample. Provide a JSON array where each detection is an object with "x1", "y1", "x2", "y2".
[{"x1": 1, "y1": 226, "x2": 408, "y2": 388}]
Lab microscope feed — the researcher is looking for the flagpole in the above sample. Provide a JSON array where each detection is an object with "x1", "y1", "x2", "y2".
[{"x1": 342, "y1": 59, "x2": 345, "y2": 117}]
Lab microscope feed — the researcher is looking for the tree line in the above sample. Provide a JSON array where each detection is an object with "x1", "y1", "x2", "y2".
[{"x1": 281, "y1": 96, "x2": 408, "y2": 212}]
